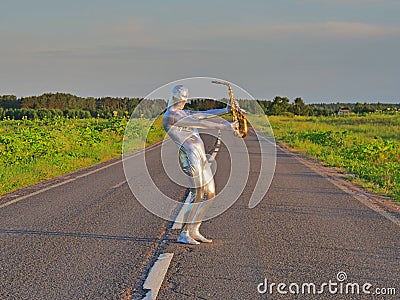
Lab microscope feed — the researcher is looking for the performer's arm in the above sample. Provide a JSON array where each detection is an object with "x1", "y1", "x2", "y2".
[
  {"x1": 188, "y1": 106, "x2": 231, "y2": 119},
  {"x1": 174, "y1": 114, "x2": 235, "y2": 131}
]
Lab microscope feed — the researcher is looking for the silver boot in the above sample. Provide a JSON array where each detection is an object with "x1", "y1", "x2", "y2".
[{"x1": 190, "y1": 222, "x2": 212, "y2": 243}]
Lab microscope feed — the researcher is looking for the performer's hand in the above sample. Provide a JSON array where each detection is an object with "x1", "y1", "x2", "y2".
[
  {"x1": 230, "y1": 120, "x2": 239, "y2": 132},
  {"x1": 239, "y1": 108, "x2": 248, "y2": 115},
  {"x1": 227, "y1": 100, "x2": 240, "y2": 112}
]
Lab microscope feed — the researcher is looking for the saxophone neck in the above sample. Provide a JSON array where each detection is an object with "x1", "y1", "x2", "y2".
[{"x1": 211, "y1": 80, "x2": 236, "y2": 106}]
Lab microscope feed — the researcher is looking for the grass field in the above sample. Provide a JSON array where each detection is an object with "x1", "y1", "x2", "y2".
[
  {"x1": 1, "y1": 113, "x2": 399, "y2": 202},
  {"x1": 268, "y1": 114, "x2": 400, "y2": 202},
  {"x1": 0, "y1": 117, "x2": 164, "y2": 196}
]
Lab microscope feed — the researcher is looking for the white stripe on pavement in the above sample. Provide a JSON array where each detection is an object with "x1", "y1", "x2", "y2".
[
  {"x1": 0, "y1": 142, "x2": 163, "y2": 210},
  {"x1": 143, "y1": 253, "x2": 174, "y2": 300},
  {"x1": 112, "y1": 180, "x2": 127, "y2": 189},
  {"x1": 277, "y1": 144, "x2": 400, "y2": 227}
]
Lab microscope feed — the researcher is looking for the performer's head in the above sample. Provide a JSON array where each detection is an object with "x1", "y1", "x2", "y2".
[{"x1": 168, "y1": 85, "x2": 189, "y2": 109}]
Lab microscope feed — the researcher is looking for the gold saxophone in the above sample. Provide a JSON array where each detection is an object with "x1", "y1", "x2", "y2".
[{"x1": 212, "y1": 80, "x2": 248, "y2": 138}]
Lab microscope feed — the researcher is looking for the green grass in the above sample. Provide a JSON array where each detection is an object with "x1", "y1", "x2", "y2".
[
  {"x1": 266, "y1": 114, "x2": 400, "y2": 202},
  {"x1": 145, "y1": 116, "x2": 167, "y2": 147},
  {"x1": 4, "y1": 112, "x2": 399, "y2": 202},
  {"x1": 0, "y1": 117, "x2": 165, "y2": 196}
]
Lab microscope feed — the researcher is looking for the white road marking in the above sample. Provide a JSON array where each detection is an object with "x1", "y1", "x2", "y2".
[
  {"x1": 350, "y1": 191, "x2": 400, "y2": 227},
  {"x1": 211, "y1": 137, "x2": 221, "y2": 160},
  {"x1": 172, "y1": 191, "x2": 192, "y2": 230},
  {"x1": 277, "y1": 144, "x2": 400, "y2": 227},
  {"x1": 0, "y1": 178, "x2": 77, "y2": 209},
  {"x1": 0, "y1": 142, "x2": 163, "y2": 210},
  {"x1": 143, "y1": 253, "x2": 174, "y2": 300},
  {"x1": 112, "y1": 180, "x2": 127, "y2": 189}
]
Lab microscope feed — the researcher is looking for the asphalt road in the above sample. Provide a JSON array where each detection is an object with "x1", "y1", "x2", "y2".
[{"x1": 0, "y1": 131, "x2": 399, "y2": 299}]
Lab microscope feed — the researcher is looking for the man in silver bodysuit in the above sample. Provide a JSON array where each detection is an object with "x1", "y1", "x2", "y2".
[{"x1": 163, "y1": 85, "x2": 236, "y2": 245}]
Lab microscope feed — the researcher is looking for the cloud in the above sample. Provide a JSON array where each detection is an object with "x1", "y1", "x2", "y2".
[
  {"x1": 199, "y1": 21, "x2": 400, "y2": 41},
  {"x1": 110, "y1": 18, "x2": 150, "y2": 35},
  {"x1": 107, "y1": 19, "x2": 400, "y2": 47},
  {"x1": 253, "y1": 22, "x2": 400, "y2": 39},
  {"x1": 24, "y1": 20, "x2": 400, "y2": 58},
  {"x1": 301, "y1": 0, "x2": 390, "y2": 4}
]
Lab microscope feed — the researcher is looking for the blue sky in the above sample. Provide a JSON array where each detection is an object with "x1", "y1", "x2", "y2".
[{"x1": 1, "y1": 0, "x2": 399, "y2": 103}]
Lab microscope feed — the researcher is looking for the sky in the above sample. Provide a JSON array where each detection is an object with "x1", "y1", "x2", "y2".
[{"x1": 0, "y1": 0, "x2": 399, "y2": 103}]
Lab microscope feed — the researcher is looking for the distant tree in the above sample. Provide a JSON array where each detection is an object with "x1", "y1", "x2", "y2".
[
  {"x1": 270, "y1": 96, "x2": 290, "y2": 115},
  {"x1": 353, "y1": 102, "x2": 375, "y2": 114},
  {"x1": 0, "y1": 95, "x2": 20, "y2": 109},
  {"x1": 257, "y1": 100, "x2": 272, "y2": 114},
  {"x1": 293, "y1": 97, "x2": 307, "y2": 115}
]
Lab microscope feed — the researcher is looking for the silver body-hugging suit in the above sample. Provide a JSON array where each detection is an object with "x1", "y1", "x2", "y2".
[{"x1": 162, "y1": 85, "x2": 233, "y2": 245}]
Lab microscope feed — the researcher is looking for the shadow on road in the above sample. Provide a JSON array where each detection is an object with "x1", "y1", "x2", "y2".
[{"x1": 0, "y1": 229, "x2": 159, "y2": 242}]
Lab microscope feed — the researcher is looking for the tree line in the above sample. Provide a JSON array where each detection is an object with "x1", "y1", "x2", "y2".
[
  {"x1": 0, "y1": 93, "x2": 141, "y2": 111},
  {"x1": 255, "y1": 97, "x2": 399, "y2": 116},
  {"x1": 0, "y1": 93, "x2": 398, "y2": 120},
  {"x1": 0, "y1": 93, "x2": 142, "y2": 119}
]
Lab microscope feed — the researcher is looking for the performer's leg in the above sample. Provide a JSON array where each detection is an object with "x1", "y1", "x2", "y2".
[
  {"x1": 177, "y1": 190, "x2": 200, "y2": 245},
  {"x1": 190, "y1": 162, "x2": 215, "y2": 243},
  {"x1": 177, "y1": 148, "x2": 206, "y2": 245}
]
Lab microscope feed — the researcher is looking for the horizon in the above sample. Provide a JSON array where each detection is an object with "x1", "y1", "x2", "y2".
[
  {"x1": 1, "y1": 1, "x2": 399, "y2": 103},
  {"x1": 1, "y1": 91, "x2": 399, "y2": 105}
]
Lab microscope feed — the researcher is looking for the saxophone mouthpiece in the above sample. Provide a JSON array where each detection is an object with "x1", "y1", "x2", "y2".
[{"x1": 211, "y1": 80, "x2": 228, "y2": 86}]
